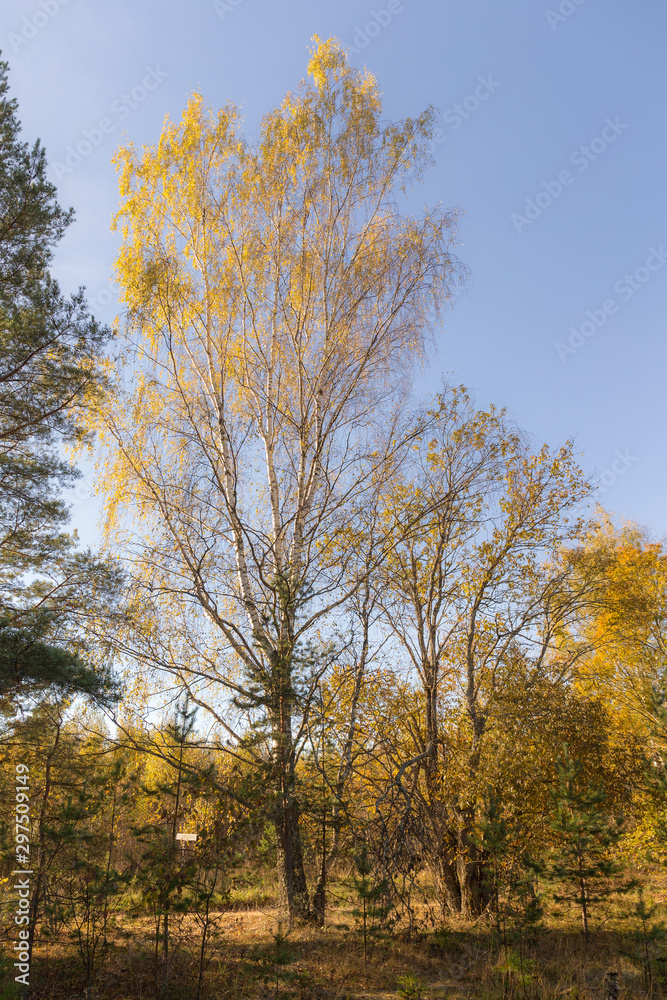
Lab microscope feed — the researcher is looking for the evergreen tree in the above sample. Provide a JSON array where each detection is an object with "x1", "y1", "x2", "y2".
[
  {"x1": 129, "y1": 699, "x2": 202, "y2": 995},
  {"x1": 350, "y1": 843, "x2": 395, "y2": 971},
  {"x1": 626, "y1": 890, "x2": 667, "y2": 993},
  {"x1": 0, "y1": 55, "x2": 119, "y2": 708},
  {"x1": 244, "y1": 921, "x2": 304, "y2": 998},
  {"x1": 49, "y1": 774, "x2": 126, "y2": 1000},
  {"x1": 545, "y1": 745, "x2": 629, "y2": 943},
  {"x1": 0, "y1": 56, "x2": 108, "y2": 443},
  {"x1": 477, "y1": 791, "x2": 542, "y2": 996},
  {"x1": 478, "y1": 791, "x2": 542, "y2": 940}
]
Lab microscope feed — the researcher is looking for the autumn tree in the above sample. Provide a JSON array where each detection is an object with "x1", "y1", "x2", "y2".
[
  {"x1": 98, "y1": 37, "x2": 461, "y2": 922},
  {"x1": 572, "y1": 522, "x2": 667, "y2": 731},
  {"x1": 373, "y1": 387, "x2": 508, "y2": 912},
  {"x1": 375, "y1": 388, "x2": 596, "y2": 916}
]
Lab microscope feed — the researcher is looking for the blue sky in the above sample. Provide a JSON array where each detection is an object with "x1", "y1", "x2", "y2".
[{"x1": 4, "y1": 0, "x2": 666, "y2": 545}]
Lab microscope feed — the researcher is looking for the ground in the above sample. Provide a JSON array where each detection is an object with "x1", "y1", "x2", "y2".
[{"x1": 13, "y1": 886, "x2": 667, "y2": 999}]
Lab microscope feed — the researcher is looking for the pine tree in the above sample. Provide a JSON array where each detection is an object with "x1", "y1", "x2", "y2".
[
  {"x1": 477, "y1": 791, "x2": 542, "y2": 995},
  {"x1": 0, "y1": 55, "x2": 118, "y2": 708},
  {"x1": 350, "y1": 843, "x2": 395, "y2": 971},
  {"x1": 545, "y1": 745, "x2": 629, "y2": 943},
  {"x1": 624, "y1": 890, "x2": 667, "y2": 992},
  {"x1": 129, "y1": 699, "x2": 201, "y2": 996},
  {"x1": 51, "y1": 776, "x2": 126, "y2": 1000},
  {"x1": 0, "y1": 56, "x2": 108, "y2": 444}
]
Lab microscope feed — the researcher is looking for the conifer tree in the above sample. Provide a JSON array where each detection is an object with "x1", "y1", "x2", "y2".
[
  {"x1": 129, "y1": 700, "x2": 199, "y2": 995},
  {"x1": 545, "y1": 745, "x2": 628, "y2": 943},
  {"x1": 350, "y1": 843, "x2": 395, "y2": 971},
  {"x1": 0, "y1": 55, "x2": 118, "y2": 708},
  {"x1": 477, "y1": 791, "x2": 542, "y2": 995}
]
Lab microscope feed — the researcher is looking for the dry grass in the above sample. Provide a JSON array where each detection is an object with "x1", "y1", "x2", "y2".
[{"x1": 9, "y1": 890, "x2": 667, "y2": 999}]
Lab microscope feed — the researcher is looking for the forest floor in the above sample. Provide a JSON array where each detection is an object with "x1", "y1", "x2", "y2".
[{"x1": 12, "y1": 883, "x2": 667, "y2": 999}]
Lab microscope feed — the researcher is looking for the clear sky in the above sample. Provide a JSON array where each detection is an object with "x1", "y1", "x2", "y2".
[{"x1": 4, "y1": 0, "x2": 666, "y2": 546}]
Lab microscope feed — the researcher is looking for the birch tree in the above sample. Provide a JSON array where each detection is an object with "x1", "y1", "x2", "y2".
[{"x1": 97, "y1": 37, "x2": 460, "y2": 921}]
